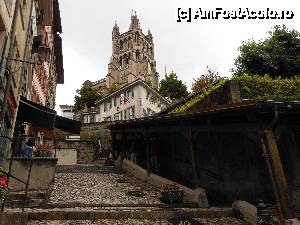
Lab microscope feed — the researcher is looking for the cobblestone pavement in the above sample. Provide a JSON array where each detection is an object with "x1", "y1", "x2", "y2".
[
  {"x1": 27, "y1": 217, "x2": 246, "y2": 225},
  {"x1": 24, "y1": 165, "x2": 246, "y2": 225},
  {"x1": 48, "y1": 169, "x2": 161, "y2": 205}
]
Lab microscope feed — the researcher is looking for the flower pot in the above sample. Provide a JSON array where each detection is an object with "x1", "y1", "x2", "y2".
[{"x1": 161, "y1": 190, "x2": 183, "y2": 204}]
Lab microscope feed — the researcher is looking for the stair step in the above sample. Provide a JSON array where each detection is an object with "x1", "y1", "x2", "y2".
[
  {"x1": 55, "y1": 164, "x2": 119, "y2": 173},
  {"x1": 5, "y1": 199, "x2": 44, "y2": 208},
  {"x1": 4, "y1": 207, "x2": 233, "y2": 220},
  {"x1": 8, "y1": 191, "x2": 47, "y2": 201},
  {"x1": 26, "y1": 217, "x2": 245, "y2": 225}
]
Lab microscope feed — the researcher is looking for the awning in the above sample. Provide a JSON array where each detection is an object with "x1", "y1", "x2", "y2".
[
  {"x1": 17, "y1": 96, "x2": 56, "y2": 130},
  {"x1": 54, "y1": 115, "x2": 81, "y2": 134},
  {"x1": 17, "y1": 97, "x2": 81, "y2": 134}
]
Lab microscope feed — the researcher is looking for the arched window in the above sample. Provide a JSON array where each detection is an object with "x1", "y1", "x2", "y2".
[
  {"x1": 135, "y1": 32, "x2": 140, "y2": 43},
  {"x1": 124, "y1": 38, "x2": 127, "y2": 50},
  {"x1": 135, "y1": 50, "x2": 140, "y2": 61},
  {"x1": 124, "y1": 54, "x2": 129, "y2": 68},
  {"x1": 120, "y1": 40, "x2": 123, "y2": 50}
]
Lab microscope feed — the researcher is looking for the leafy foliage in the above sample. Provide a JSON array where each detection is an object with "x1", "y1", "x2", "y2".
[
  {"x1": 192, "y1": 66, "x2": 221, "y2": 93},
  {"x1": 233, "y1": 25, "x2": 300, "y2": 78},
  {"x1": 170, "y1": 80, "x2": 227, "y2": 113},
  {"x1": 234, "y1": 74, "x2": 300, "y2": 100},
  {"x1": 145, "y1": 79, "x2": 153, "y2": 87},
  {"x1": 108, "y1": 84, "x2": 119, "y2": 94},
  {"x1": 159, "y1": 72, "x2": 188, "y2": 100},
  {"x1": 74, "y1": 80, "x2": 102, "y2": 112}
]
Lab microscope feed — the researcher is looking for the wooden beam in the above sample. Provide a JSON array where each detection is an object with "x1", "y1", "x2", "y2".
[
  {"x1": 111, "y1": 123, "x2": 260, "y2": 134},
  {"x1": 181, "y1": 126, "x2": 199, "y2": 188},
  {"x1": 264, "y1": 129, "x2": 295, "y2": 219}
]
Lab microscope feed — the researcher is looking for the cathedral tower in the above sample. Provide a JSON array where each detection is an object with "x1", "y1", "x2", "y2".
[{"x1": 106, "y1": 12, "x2": 159, "y2": 89}]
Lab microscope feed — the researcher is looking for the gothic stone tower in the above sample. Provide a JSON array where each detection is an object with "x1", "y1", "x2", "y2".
[{"x1": 106, "y1": 12, "x2": 159, "y2": 89}]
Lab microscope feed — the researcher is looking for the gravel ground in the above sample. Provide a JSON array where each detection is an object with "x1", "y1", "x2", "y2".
[
  {"x1": 48, "y1": 172, "x2": 162, "y2": 205},
  {"x1": 27, "y1": 217, "x2": 246, "y2": 225}
]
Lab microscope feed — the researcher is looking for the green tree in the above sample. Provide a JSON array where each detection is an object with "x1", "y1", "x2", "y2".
[
  {"x1": 159, "y1": 72, "x2": 188, "y2": 100},
  {"x1": 74, "y1": 80, "x2": 102, "y2": 111},
  {"x1": 108, "y1": 83, "x2": 119, "y2": 94},
  {"x1": 192, "y1": 66, "x2": 221, "y2": 93},
  {"x1": 233, "y1": 25, "x2": 300, "y2": 78}
]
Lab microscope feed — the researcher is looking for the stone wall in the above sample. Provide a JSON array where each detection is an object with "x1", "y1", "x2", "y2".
[
  {"x1": 78, "y1": 122, "x2": 112, "y2": 163},
  {"x1": 8, "y1": 158, "x2": 57, "y2": 191},
  {"x1": 76, "y1": 141, "x2": 95, "y2": 164},
  {"x1": 80, "y1": 122, "x2": 111, "y2": 149},
  {"x1": 56, "y1": 148, "x2": 77, "y2": 165}
]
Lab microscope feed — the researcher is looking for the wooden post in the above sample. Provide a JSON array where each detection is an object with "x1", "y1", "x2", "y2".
[
  {"x1": 144, "y1": 128, "x2": 151, "y2": 173},
  {"x1": 264, "y1": 129, "x2": 294, "y2": 219},
  {"x1": 182, "y1": 126, "x2": 199, "y2": 188},
  {"x1": 111, "y1": 132, "x2": 116, "y2": 159}
]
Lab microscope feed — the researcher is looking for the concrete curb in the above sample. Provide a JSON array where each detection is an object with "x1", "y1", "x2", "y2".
[
  {"x1": 121, "y1": 159, "x2": 148, "y2": 182},
  {"x1": 232, "y1": 200, "x2": 256, "y2": 225},
  {"x1": 119, "y1": 159, "x2": 209, "y2": 208}
]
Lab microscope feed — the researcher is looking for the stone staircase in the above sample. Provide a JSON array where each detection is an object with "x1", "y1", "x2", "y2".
[
  {"x1": 1, "y1": 163, "x2": 246, "y2": 225},
  {"x1": 5, "y1": 191, "x2": 47, "y2": 208},
  {"x1": 3, "y1": 206, "x2": 244, "y2": 225}
]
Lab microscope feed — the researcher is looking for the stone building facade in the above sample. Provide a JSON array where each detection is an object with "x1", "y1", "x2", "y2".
[
  {"x1": 90, "y1": 12, "x2": 159, "y2": 93},
  {"x1": 0, "y1": 0, "x2": 63, "y2": 166},
  {"x1": 104, "y1": 12, "x2": 158, "y2": 90}
]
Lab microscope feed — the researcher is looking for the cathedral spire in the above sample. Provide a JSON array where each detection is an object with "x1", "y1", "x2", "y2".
[
  {"x1": 112, "y1": 20, "x2": 119, "y2": 38},
  {"x1": 147, "y1": 29, "x2": 153, "y2": 42},
  {"x1": 129, "y1": 11, "x2": 140, "y2": 30}
]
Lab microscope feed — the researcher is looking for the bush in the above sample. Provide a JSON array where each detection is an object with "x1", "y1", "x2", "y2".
[
  {"x1": 233, "y1": 75, "x2": 300, "y2": 101},
  {"x1": 170, "y1": 80, "x2": 226, "y2": 113}
]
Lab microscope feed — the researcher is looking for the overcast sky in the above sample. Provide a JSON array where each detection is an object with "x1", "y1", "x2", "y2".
[{"x1": 55, "y1": 0, "x2": 300, "y2": 113}]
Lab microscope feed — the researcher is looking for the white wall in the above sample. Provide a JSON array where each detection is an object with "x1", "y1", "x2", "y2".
[
  {"x1": 96, "y1": 83, "x2": 168, "y2": 122},
  {"x1": 61, "y1": 111, "x2": 74, "y2": 120}
]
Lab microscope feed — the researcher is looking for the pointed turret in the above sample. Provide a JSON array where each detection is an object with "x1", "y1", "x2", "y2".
[
  {"x1": 112, "y1": 21, "x2": 119, "y2": 38},
  {"x1": 147, "y1": 29, "x2": 153, "y2": 43},
  {"x1": 129, "y1": 11, "x2": 140, "y2": 30}
]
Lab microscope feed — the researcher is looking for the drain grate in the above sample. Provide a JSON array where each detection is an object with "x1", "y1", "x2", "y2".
[
  {"x1": 168, "y1": 216, "x2": 204, "y2": 225},
  {"x1": 126, "y1": 190, "x2": 145, "y2": 197}
]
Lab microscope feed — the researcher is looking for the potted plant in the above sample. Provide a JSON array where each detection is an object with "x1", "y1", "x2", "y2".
[
  {"x1": 160, "y1": 182, "x2": 183, "y2": 204},
  {"x1": 0, "y1": 169, "x2": 8, "y2": 206}
]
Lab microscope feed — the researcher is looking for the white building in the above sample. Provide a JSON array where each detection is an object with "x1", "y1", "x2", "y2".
[
  {"x1": 82, "y1": 79, "x2": 170, "y2": 124},
  {"x1": 59, "y1": 104, "x2": 75, "y2": 120}
]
